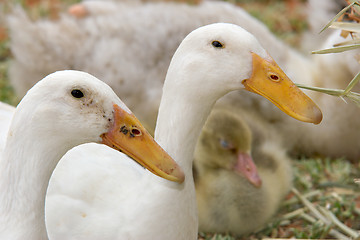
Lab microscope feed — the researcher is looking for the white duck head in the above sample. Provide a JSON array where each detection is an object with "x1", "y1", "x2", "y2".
[
  {"x1": 161, "y1": 23, "x2": 322, "y2": 126},
  {"x1": 7, "y1": 70, "x2": 184, "y2": 183}
]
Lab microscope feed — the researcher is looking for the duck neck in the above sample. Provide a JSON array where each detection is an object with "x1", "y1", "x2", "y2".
[
  {"x1": 0, "y1": 113, "x2": 73, "y2": 240},
  {"x1": 155, "y1": 77, "x2": 219, "y2": 178}
]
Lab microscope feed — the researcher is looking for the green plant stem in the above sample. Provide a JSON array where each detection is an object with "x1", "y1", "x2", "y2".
[
  {"x1": 282, "y1": 190, "x2": 321, "y2": 206},
  {"x1": 318, "y1": 206, "x2": 360, "y2": 239},
  {"x1": 299, "y1": 213, "x2": 350, "y2": 240},
  {"x1": 292, "y1": 188, "x2": 331, "y2": 224}
]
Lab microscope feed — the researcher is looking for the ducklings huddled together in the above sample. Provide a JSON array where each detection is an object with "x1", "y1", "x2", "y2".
[{"x1": 2, "y1": 0, "x2": 357, "y2": 238}]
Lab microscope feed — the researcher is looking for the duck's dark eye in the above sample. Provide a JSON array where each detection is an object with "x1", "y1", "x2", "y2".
[
  {"x1": 212, "y1": 40, "x2": 224, "y2": 48},
  {"x1": 71, "y1": 89, "x2": 84, "y2": 98}
]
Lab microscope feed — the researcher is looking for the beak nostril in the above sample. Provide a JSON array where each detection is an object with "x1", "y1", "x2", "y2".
[
  {"x1": 131, "y1": 128, "x2": 142, "y2": 136},
  {"x1": 269, "y1": 74, "x2": 280, "y2": 82}
]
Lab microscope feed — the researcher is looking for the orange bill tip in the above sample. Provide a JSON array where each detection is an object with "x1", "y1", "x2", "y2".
[
  {"x1": 101, "y1": 104, "x2": 185, "y2": 183},
  {"x1": 242, "y1": 52, "x2": 322, "y2": 125}
]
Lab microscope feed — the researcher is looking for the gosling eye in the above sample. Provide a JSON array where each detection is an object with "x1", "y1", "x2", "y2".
[
  {"x1": 71, "y1": 89, "x2": 84, "y2": 98},
  {"x1": 219, "y1": 138, "x2": 231, "y2": 149},
  {"x1": 212, "y1": 40, "x2": 224, "y2": 48}
]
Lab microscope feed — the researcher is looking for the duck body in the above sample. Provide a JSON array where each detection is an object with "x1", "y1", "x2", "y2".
[
  {"x1": 47, "y1": 144, "x2": 198, "y2": 240},
  {"x1": 46, "y1": 143, "x2": 186, "y2": 240},
  {"x1": 194, "y1": 108, "x2": 292, "y2": 236}
]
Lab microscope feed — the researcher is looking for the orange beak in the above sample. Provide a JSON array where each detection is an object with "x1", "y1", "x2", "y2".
[
  {"x1": 242, "y1": 52, "x2": 322, "y2": 124},
  {"x1": 101, "y1": 104, "x2": 185, "y2": 183}
]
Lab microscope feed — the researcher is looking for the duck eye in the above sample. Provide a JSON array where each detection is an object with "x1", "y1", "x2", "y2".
[
  {"x1": 212, "y1": 40, "x2": 224, "y2": 48},
  {"x1": 71, "y1": 89, "x2": 84, "y2": 98}
]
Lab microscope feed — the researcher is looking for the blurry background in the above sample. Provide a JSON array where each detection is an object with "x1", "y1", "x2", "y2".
[{"x1": 0, "y1": 0, "x2": 310, "y2": 107}]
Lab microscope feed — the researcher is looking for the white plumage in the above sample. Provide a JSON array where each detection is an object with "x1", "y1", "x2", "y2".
[
  {"x1": 44, "y1": 23, "x2": 320, "y2": 239},
  {"x1": 0, "y1": 70, "x2": 181, "y2": 239}
]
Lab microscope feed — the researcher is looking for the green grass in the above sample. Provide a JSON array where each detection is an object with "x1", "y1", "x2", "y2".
[
  {"x1": 200, "y1": 158, "x2": 360, "y2": 240},
  {"x1": 0, "y1": 29, "x2": 16, "y2": 105},
  {"x1": 231, "y1": 0, "x2": 308, "y2": 47},
  {"x1": 0, "y1": 0, "x2": 15, "y2": 105},
  {"x1": 0, "y1": 60, "x2": 17, "y2": 106}
]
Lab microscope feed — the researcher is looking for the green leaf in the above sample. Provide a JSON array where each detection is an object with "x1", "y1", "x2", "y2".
[
  {"x1": 343, "y1": 71, "x2": 360, "y2": 95},
  {"x1": 296, "y1": 84, "x2": 345, "y2": 96},
  {"x1": 311, "y1": 44, "x2": 360, "y2": 54},
  {"x1": 320, "y1": 3, "x2": 356, "y2": 33},
  {"x1": 334, "y1": 38, "x2": 360, "y2": 47},
  {"x1": 296, "y1": 81, "x2": 360, "y2": 107},
  {"x1": 329, "y1": 22, "x2": 360, "y2": 33}
]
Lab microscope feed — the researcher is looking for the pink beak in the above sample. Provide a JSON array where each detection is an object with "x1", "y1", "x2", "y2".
[{"x1": 233, "y1": 152, "x2": 262, "y2": 188}]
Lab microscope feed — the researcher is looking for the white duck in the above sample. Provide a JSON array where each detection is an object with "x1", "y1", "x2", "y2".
[
  {"x1": 0, "y1": 70, "x2": 183, "y2": 240},
  {"x1": 45, "y1": 23, "x2": 322, "y2": 240},
  {"x1": 194, "y1": 107, "x2": 293, "y2": 236},
  {"x1": 0, "y1": 102, "x2": 14, "y2": 152}
]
